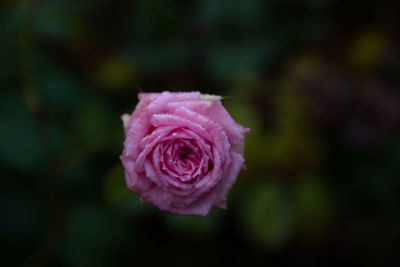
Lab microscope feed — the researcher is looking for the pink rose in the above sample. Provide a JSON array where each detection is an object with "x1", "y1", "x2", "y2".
[{"x1": 120, "y1": 92, "x2": 249, "y2": 216}]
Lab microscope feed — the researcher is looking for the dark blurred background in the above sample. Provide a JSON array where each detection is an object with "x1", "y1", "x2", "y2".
[{"x1": 1, "y1": 0, "x2": 400, "y2": 266}]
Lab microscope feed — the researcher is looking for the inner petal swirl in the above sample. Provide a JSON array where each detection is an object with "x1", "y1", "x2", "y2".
[{"x1": 157, "y1": 138, "x2": 210, "y2": 183}]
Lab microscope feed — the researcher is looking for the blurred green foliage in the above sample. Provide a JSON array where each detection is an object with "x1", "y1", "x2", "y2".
[
  {"x1": 1, "y1": 0, "x2": 400, "y2": 266},
  {"x1": 241, "y1": 180, "x2": 295, "y2": 248}
]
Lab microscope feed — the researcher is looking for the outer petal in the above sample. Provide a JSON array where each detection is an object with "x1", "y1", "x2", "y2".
[
  {"x1": 213, "y1": 151, "x2": 244, "y2": 208},
  {"x1": 138, "y1": 91, "x2": 201, "y2": 103},
  {"x1": 121, "y1": 114, "x2": 131, "y2": 136},
  {"x1": 170, "y1": 191, "x2": 217, "y2": 216},
  {"x1": 120, "y1": 155, "x2": 153, "y2": 193},
  {"x1": 167, "y1": 99, "x2": 249, "y2": 145},
  {"x1": 142, "y1": 184, "x2": 217, "y2": 216}
]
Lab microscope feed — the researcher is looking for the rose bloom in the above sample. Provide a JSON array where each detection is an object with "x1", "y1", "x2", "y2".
[{"x1": 120, "y1": 92, "x2": 249, "y2": 216}]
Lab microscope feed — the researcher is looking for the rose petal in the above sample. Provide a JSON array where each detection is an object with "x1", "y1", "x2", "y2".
[
  {"x1": 214, "y1": 151, "x2": 245, "y2": 209},
  {"x1": 121, "y1": 92, "x2": 248, "y2": 216}
]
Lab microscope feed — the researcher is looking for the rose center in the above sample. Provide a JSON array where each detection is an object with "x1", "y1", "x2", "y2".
[
  {"x1": 158, "y1": 139, "x2": 206, "y2": 181},
  {"x1": 180, "y1": 147, "x2": 190, "y2": 159}
]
